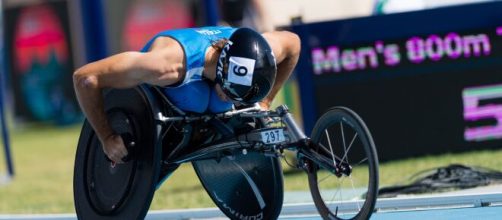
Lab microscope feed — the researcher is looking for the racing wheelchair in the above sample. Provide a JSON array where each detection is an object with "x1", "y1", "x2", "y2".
[{"x1": 73, "y1": 85, "x2": 379, "y2": 220}]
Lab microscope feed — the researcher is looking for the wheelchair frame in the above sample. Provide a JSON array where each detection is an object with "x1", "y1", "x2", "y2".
[{"x1": 74, "y1": 85, "x2": 378, "y2": 220}]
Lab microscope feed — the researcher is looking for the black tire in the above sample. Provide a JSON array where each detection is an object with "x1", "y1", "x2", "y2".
[
  {"x1": 307, "y1": 107, "x2": 378, "y2": 220},
  {"x1": 73, "y1": 87, "x2": 162, "y2": 219}
]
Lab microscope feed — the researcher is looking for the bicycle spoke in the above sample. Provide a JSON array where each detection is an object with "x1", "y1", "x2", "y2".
[
  {"x1": 340, "y1": 121, "x2": 357, "y2": 164},
  {"x1": 341, "y1": 133, "x2": 358, "y2": 163},
  {"x1": 331, "y1": 189, "x2": 340, "y2": 206},
  {"x1": 318, "y1": 143, "x2": 343, "y2": 162},
  {"x1": 333, "y1": 178, "x2": 345, "y2": 209},
  {"x1": 340, "y1": 122, "x2": 347, "y2": 156},
  {"x1": 318, "y1": 172, "x2": 335, "y2": 184},
  {"x1": 323, "y1": 175, "x2": 344, "y2": 204},
  {"x1": 324, "y1": 130, "x2": 337, "y2": 167},
  {"x1": 355, "y1": 157, "x2": 368, "y2": 166},
  {"x1": 349, "y1": 175, "x2": 362, "y2": 211}
]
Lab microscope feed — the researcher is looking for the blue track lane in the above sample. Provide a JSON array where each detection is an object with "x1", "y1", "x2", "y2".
[
  {"x1": 279, "y1": 206, "x2": 502, "y2": 220},
  {"x1": 372, "y1": 206, "x2": 502, "y2": 220}
]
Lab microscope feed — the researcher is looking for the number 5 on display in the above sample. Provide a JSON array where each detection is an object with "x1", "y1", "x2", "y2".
[{"x1": 463, "y1": 84, "x2": 502, "y2": 141}]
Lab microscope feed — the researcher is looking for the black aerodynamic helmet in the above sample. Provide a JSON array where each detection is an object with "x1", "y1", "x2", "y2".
[{"x1": 215, "y1": 27, "x2": 277, "y2": 104}]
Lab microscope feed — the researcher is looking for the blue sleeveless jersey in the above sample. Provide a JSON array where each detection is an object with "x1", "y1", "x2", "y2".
[
  {"x1": 141, "y1": 26, "x2": 236, "y2": 86},
  {"x1": 141, "y1": 26, "x2": 236, "y2": 113}
]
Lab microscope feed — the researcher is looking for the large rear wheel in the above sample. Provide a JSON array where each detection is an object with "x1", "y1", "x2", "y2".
[
  {"x1": 73, "y1": 87, "x2": 162, "y2": 219},
  {"x1": 306, "y1": 107, "x2": 378, "y2": 220}
]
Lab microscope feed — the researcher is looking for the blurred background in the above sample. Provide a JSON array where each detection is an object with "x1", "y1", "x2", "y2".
[{"x1": 1, "y1": 0, "x2": 502, "y2": 215}]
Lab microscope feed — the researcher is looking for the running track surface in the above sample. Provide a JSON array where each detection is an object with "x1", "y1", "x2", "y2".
[
  {"x1": 279, "y1": 206, "x2": 502, "y2": 220},
  {"x1": 1, "y1": 192, "x2": 501, "y2": 220},
  {"x1": 1, "y1": 205, "x2": 501, "y2": 220}
]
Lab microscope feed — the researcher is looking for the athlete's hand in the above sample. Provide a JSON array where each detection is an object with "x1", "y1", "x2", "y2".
[
  {"x1": 102, "y1": 134, "x2": 128, "y2": 163},
  {"x1": 258, "y1": 101, "x2": 270, "y2": 110}
]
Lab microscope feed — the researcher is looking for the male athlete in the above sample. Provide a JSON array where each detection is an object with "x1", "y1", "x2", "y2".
[{"x1": 73, "y1": 26, "x2": 300, "y2": 163}]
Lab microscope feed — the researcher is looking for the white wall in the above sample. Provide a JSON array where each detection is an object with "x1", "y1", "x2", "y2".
[
  {"x1": 263, "y1": 0, "x2": 374, "y2": 27},
  {"x1": 377, "y1": 0, "x2": 497, "y2": 13}
]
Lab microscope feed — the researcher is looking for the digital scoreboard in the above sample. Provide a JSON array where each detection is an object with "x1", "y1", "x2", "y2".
[{"x1": 291, "y1": 2, "x2": 502, "y2": 161}]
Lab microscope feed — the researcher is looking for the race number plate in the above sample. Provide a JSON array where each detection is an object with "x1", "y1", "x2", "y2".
[{"x1": 260, "y1": 129, "x2": 285, "y2": 144}]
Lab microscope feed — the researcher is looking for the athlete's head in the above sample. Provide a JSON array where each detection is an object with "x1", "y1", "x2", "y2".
[{"x1": 215, "y1": 28, "x2": 277, "y2": 105}]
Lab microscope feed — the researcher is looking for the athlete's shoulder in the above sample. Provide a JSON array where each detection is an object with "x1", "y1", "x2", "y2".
[
  {"x1": 147, "y1": 36, "x2": 182, "y2": 53},
  {"x1": 154, "y1": 26, "x2": 235, "y2": 37},
  {"x1": 262, "y1": 30, "x2": 301, "y2": 62},
  {"x1": 190, "y1": 26, "x2": 237, "y2": 38}
]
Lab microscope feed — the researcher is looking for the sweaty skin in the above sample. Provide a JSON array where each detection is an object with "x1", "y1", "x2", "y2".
[{"x1": 73, "y1": 30, "x2": 300, "y2": 163}]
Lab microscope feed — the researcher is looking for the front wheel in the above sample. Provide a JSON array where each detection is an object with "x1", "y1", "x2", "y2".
[{"x1": 306, "y1": 107, "x2": 379, "y2": 220}]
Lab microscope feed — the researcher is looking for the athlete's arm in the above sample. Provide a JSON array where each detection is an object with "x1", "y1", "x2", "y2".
[
  {"x1": 73, "y1": 45, "x2": 184, "y2": 162},
  {"x1": 261, "y1": 31, "x2": 301, "y2": 109}
]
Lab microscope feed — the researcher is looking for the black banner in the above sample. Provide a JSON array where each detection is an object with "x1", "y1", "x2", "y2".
[{"x1": 291, "y1": 2, "x2": 502, "y2": 161}]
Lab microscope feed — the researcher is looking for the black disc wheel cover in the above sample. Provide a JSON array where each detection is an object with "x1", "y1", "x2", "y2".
[
  {"x1": 193, "y1": 151, "x2": 284, "y2": 220},
  {"x1": 74, "y1": 87, "x2": 162, "y2": 219}
]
